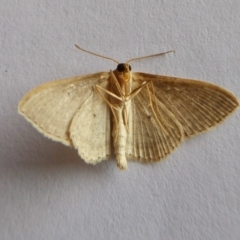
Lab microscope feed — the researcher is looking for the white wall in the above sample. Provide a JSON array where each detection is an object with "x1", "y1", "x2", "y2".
[{"x1": 0, "y1": 0, "x2": 240, "y2": 239}]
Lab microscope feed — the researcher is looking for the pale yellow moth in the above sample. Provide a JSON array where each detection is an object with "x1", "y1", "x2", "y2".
[{"x1": 18, "y1": 45, "x2": 239, "y2": 170}]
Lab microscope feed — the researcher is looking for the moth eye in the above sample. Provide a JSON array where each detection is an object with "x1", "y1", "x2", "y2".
[
  {"x1": 117, "y1": 63, "x2": 125, "y2": 72},
  {"x1": 129, "y1": 65, "x2": 132, "y2": 71}
]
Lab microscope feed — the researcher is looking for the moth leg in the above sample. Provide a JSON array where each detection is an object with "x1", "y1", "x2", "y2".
[
  {"x1": 95, "y1": 85, "x2": 122, "y2": 101},
  {"x1": 96, "y1": 77, "x2": 133, "y2": 141},
  {"x1": 149, "y1": 82, "x2": 174, "y2": 130},
  {"x1": 95, "y1": 85, "x2": 120, "y2": 142},
  {"x1": 95, "y1": 85, "x2": 119, "y2": 120},
  {"x1": 121, "y1": 81, "x2": 149, "y2": 133},
  {"x1": 127, "y1": 81, "x2": 149, "y2": 100},
  {"x1": 122, "y1": 105, "x2": 130, "y2": 133},
  {"x1": 145, "y1": 82, "x2": 171, "y2": 135},
  {"x1": 117, "y1": 81, "x2": 151, "y2": 133},
  {"x1": 109, "y1": 70, "x2": 124, "y2": 98}
]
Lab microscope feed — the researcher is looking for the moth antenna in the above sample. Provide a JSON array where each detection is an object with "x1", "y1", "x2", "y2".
[
  {"x1": 126, "y1": 50, "x2": 175, "y2": 64},
  {"x1": 75, "y1": 44, "x2": 119, "y2": 64}
]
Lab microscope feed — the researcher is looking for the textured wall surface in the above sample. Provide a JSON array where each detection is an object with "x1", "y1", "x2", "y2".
[{"x1": 0, "y1": 0, "x2": 240, "y2": 239}]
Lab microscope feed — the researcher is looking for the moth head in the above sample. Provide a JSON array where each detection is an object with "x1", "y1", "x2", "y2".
[{"x1": 115, "y1": 63, "x2": 132, "y2": 83}]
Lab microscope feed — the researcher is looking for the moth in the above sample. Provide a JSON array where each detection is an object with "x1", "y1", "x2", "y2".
[{"x1": 18, "y1": 45, "x2": 239, "y2": 170}]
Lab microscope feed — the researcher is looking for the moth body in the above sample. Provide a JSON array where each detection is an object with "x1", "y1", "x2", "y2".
[
  {"x1": 112, "y1": 107, "x2": 128, "y2": 170},
  {"x1": 109, "y1": 63, "x2": 132, "y2": 170}
]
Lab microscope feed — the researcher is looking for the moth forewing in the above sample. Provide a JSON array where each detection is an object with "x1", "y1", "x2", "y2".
[
  {"x1": 18, "y1": 72, "x2": 117, "y2": 167},
  {"x1": 132, "y1": 72, "x2": 239, "y2": 138}
]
